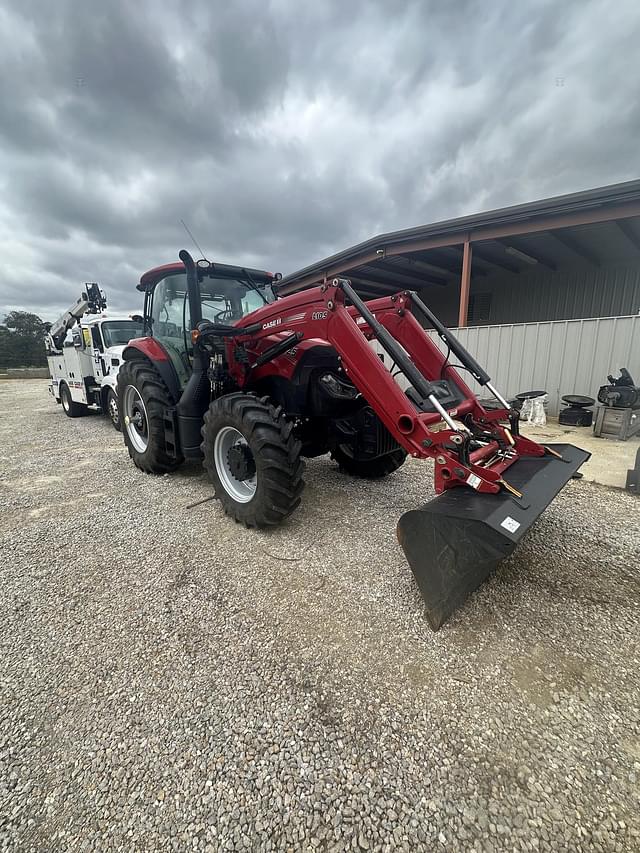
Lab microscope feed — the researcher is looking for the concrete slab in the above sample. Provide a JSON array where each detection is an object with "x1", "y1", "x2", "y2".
[
  {"x1": 523, "y1": 418, "x2": 640, "y2": 489},
  {"x1": 1, "y1": 367, "x2": 50, "y2": 379}
]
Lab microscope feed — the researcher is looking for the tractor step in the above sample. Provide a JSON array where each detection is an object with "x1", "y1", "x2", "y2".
[{"x1": 397, "y1": 443, "x2": 591, "y2": 631}]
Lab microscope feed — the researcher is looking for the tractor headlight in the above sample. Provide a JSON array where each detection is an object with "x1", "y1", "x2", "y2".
[{"x1": 319, "y1": 372, "x2": 359, "y2": 399}]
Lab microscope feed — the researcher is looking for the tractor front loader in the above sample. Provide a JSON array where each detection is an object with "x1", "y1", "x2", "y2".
[{"x1": 118, "y1": 250, "x2": 589, "y2": 630}]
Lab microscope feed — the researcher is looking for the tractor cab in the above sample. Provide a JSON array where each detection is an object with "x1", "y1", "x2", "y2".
[{"x1": 137, "y1": 260, "x2": 277, "y2": 386}]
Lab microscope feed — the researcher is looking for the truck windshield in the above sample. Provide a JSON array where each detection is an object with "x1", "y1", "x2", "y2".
[{"x1": 101, "y1": 320, "x2": 144, "y2": 347}]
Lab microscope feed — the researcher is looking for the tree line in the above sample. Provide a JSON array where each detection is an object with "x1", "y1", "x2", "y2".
[{"x1": 0, "y1": 311, "x2": 49, "y2": 369}]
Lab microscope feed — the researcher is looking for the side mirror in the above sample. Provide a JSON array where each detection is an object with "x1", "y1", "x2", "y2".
[
  {"x1": 271, "y1": 273, "x2": 283, "y2": 298},
  {"x1": 130, "y1": 314, "x2": 144, "y2": 323}
]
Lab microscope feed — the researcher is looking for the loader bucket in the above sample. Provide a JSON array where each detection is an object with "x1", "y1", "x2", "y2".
[{"x1": 397, "y1": 443, "x2": 590, "y2": 631}]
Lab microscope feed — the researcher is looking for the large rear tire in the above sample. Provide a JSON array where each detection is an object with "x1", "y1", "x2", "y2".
[
  {"x1": 117, "y1": 359, "x2": 183, "y2": 474},
  {"x1": 60, "y1": 383, "x2": 86, "y2": 418},
  {"x1": 331, "y1": 445, "x2": 407, "y2": 478},
  {"x1": 201, "y1": 393, "x2": 305, "y2": 528}
]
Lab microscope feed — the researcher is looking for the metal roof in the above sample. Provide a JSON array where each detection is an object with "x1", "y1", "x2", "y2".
[{"x1": 278, "y1": 179, "x2": 640, "y2": 295}]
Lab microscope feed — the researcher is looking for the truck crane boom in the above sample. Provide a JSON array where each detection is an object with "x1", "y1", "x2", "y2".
[{"x1": 46, "y1": 283, "x2": 107, "y2": 352}]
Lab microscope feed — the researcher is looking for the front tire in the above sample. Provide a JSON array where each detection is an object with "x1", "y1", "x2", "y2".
[
  {"x1": 60, "y1": 383, "x2": 86, "y2": 418},
  {"x1": 331, "y1": 445, "x2": 407, "y2": 478},
  {"x1": 201, "y1": 393, "x2": 305, "y2": 528},
  {"x1": 117, "y1": 359, "x2": 183, "y2": 474},
  {"x1": 106, "y1": 388, "x2": 121, "y2": 431}
]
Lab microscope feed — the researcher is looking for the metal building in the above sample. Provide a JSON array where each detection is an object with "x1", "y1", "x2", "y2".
[{"x1": 278, "y1": 180, "x2": 640, "y2": 329}]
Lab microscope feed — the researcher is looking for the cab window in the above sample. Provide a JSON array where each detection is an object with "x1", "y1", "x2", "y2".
[
  {"x1": 150, "y1": 274, "x2": 190, "y2": 357},
  {"x1": 199, "y1": 278, "x2": 272, "y2": 323},
  {"x1": 91, "y1": 325, "x2": 104, "y2": 351}
]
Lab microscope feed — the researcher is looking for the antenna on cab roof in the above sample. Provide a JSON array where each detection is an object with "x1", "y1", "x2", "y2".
[{"x1": 179, "y1": 219, "x2": 209, "y2": 262}]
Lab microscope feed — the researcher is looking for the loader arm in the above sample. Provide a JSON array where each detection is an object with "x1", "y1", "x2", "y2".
[{"x1": 233, "y1": 278, "x2": 542, "y2": 497}]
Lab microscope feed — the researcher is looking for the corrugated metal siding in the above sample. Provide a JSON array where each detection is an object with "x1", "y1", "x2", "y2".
[
  {"x1": 426, "y1": 315, "x2": 640, "y2": 415},
  {"x1": 419, "y1": 262, "x2": 640, "y2": 328},
  {"x1": 478, "y1": 264, "x2": 640, "y2": 325}
]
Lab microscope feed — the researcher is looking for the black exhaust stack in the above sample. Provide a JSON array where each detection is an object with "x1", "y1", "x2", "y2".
[{"x1": 176, "y1": 249, "x2": 210, "y2": 459}]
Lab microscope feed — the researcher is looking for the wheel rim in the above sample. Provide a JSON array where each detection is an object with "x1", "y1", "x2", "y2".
[
  {"x1": 108, "y1": 392, "x2": 120, "y2": 425},
  {"x1": 61, "y1": 388, "x2": 70, "y2": 412},
  {"x1": 122, "y1": 385, "x2": 148, "y2": 453},
  {"x1": 213, "y1": 426, "x2": 257, "y2": 503}
]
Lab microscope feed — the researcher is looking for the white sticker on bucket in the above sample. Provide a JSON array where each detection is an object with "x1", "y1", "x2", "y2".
[
  {"x1": 501, "y1": 516, "x2": 521, "y2": 533},
  {"x1": 466, "y1": 473, "x2": 482, "y2": 489}
]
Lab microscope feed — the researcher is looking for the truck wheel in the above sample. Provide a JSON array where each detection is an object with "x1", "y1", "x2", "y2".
[
  {"x1": 201, "y1": 393, "x2": 305, "y2": 528},
  {"x1": 117, "y1": 360, "x2": 183, "y2": 474},
  {"x1": 60, "y1": 383, "x2": 86, "y2": 418},
  {"x1": 106, "y1": 388, "x2": 121, "y2": 431},
  {"x1": 331, "y1": 445, "x2": 407, "y2": 478}
]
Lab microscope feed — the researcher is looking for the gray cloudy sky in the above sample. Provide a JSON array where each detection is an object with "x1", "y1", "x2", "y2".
[{"x1": 1, "y1": 0, "x2": 639, "y2": 321}]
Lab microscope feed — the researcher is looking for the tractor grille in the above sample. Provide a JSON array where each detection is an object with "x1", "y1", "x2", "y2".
[
  {"x1": 356, "y1": 407, "x2": 401, "y2": 457},
  {"x1": 375, "y1": 416, "x2": 402, "y2": 456},
  {"x1": 333, "y1": 407, "x2": 403, "y2": 460}
]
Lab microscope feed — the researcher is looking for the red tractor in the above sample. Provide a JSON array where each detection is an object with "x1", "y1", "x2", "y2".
[{"x1": 118, "y1": 250, "x2": 588, "y2": 629}]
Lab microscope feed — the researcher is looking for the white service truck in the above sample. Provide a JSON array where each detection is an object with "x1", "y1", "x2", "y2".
[{"x1": 46, "y1": 283, "x2": 144, "y2": 430}]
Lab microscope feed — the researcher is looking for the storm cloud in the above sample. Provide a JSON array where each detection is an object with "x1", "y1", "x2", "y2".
[{"x1": 1, "y1": 0, "x2": 639, "y2": 320}]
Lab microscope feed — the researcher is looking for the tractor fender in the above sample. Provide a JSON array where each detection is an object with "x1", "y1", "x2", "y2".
[{"x1": 122, "y1": 338, "x2": 181, "y2": 402}]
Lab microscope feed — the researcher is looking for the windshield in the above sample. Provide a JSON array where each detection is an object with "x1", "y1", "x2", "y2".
[
  {"x1": 200, "y1": 282, "x2": 272, "y2": 323},
  {"x1": 101, "y1": 320, "x2": 144, "y2": 347},
  {"x1": 151, "y1": 273, "x2": 274, "y2": 334}
]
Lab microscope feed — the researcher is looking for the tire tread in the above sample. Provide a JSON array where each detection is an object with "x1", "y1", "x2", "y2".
[
  {"x1": 117, "y1": 359, "x2": 183, "y2": 474},
  {"x1": 201, "y1": 392, "x2": 305, "y2": 528}
]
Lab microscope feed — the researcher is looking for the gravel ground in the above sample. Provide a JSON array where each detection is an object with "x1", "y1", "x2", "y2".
[{"x1": 1, "y1": 380, "x2": 639, "y2": 853}]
